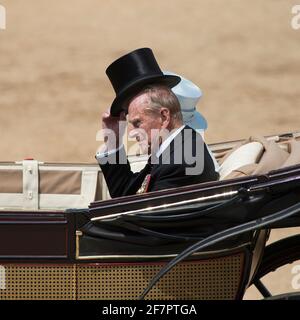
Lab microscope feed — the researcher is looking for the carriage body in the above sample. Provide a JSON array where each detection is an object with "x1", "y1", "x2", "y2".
[{"x1": 1, "y1": 132, "x2": 300, "y2": 300}]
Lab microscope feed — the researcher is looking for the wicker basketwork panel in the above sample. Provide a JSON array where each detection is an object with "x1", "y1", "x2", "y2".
[
  {"x1": 0, "y1": 253, "x2": 244, "y2": 300},
  {"x1": 77, "y1": 254, "x2": 244, "y2": 300},
  {"x1": 0, "y1": 265, "x2": 76, "y2": 300}
]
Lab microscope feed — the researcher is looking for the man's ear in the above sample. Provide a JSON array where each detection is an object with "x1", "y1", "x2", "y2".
[{"x1": 160, "y1": 108, "x2": 170, "y2": 128}]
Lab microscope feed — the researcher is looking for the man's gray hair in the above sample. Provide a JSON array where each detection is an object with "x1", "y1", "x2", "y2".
[{"x1": 138, "y1": 85, "x2": 183, "y2": 122}]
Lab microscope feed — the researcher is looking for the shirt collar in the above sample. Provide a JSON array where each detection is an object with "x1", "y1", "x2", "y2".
[{"x1": 155, "y1": 125, "x2": 185, "y2": 158}]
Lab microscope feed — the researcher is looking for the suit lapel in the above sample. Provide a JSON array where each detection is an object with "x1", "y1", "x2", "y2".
[{"x1": 157, "y1": 125, "x2": 194, "y2": 165}]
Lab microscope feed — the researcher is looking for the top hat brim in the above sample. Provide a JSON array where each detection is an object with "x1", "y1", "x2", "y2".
[{"x1": 110, "y1": 74, "x2": 181, "y2": 116}]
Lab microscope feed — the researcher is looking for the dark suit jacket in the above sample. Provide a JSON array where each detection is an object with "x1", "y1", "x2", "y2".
[{"x1": 98, "y1": 126, "x2": 219, "y2": 198}]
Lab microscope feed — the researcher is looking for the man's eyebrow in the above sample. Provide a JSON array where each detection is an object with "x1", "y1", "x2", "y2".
[{"x1": 128, "y1": 118, "x2": 141, "y2": 124}]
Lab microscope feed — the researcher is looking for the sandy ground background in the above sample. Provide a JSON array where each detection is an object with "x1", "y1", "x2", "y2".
[{"x1": 0, "y1": 0, "x2": 300, "y2": 299}]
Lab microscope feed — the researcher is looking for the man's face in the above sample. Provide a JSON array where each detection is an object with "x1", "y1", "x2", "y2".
[{"x1": 127, "y1": 93, "x2": 164, "y2": 154}]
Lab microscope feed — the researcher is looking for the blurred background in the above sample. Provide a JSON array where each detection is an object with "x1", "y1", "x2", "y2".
[{"x1": 0, "y1": 0, "x2": 300, "y2": 299}]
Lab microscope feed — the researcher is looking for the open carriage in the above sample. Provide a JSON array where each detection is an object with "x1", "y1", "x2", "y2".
[{"x1": 1, "y1": 131, "x2": 300, "y2": 300}]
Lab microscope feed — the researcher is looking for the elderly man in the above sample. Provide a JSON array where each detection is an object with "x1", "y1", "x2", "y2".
[{"x1": 96, "y1": 48, "x2": 218, "y2": 197}]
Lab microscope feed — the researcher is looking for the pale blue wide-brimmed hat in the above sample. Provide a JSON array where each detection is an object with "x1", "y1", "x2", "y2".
[{"x1": 163, "y1": 71, "x2": 207, "y2": 131}]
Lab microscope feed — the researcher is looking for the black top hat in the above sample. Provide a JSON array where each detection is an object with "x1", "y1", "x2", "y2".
[{"x1": 106, "y1": 48, "x2": 181, "y2": 116}]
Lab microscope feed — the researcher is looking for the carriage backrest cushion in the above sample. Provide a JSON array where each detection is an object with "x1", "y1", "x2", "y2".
[
  {"x1": 219, "y1": 142, "x2": 264, "y2": 180},
  {"x1": 220, "y1": 136, "x2": 290, "y2": 180},
  {"x1": 280, "y1": 139, "x2": 300, "y2": 168}
]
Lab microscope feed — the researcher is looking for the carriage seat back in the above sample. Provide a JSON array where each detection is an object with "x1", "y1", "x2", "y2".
[
  {"x1": 219, "y1": 142, "x2": 264, "y2": 180},
  {"x1": 219, "y1": 136, "x2": 294, "y2": 180}
]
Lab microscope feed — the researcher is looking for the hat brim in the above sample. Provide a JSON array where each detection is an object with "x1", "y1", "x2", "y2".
[{"x1": 110, "y1": 74, "x2": 181, "y2": 116}]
